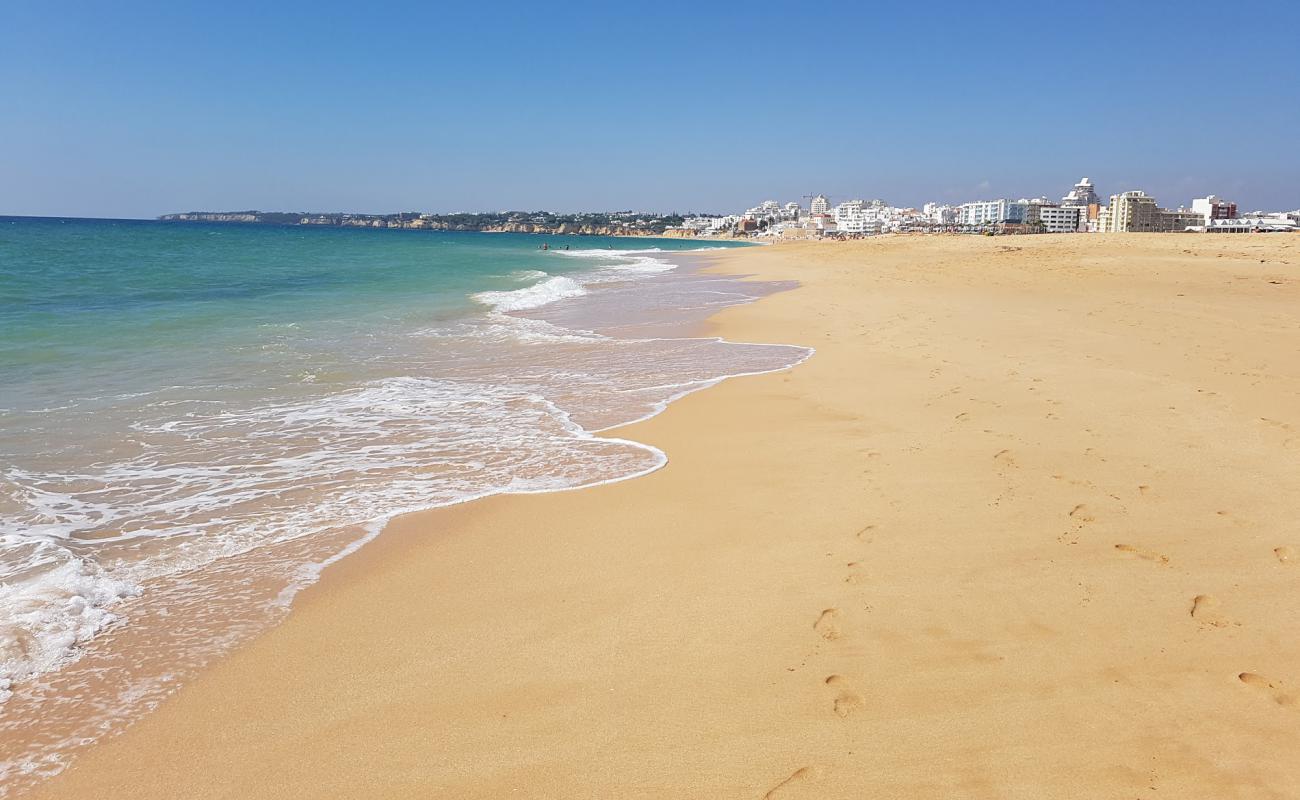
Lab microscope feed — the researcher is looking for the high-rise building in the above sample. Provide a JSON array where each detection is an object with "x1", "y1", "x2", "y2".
[
  {"x1": 1103, "y1": 191, "x2": 1159, "y2": 232},
  {"x1": 1102, "y1": 191, "x2": 1201, "y2": 232},
  {"x1": 809, "y1": 195, "x2": 830, "y2": 214},
  {"x1": 1062, "y1": 177, "x2": 1100, "y2": 207}
]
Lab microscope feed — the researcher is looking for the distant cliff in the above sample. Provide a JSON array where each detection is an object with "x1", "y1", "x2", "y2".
[{"x1": 158, "y1": 210, "x2": 734, "y2": 238}]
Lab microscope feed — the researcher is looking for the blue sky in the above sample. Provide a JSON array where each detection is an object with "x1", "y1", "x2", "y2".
[{"x1": 2, "y1": 0, "x2": 1297, "y2": 217}]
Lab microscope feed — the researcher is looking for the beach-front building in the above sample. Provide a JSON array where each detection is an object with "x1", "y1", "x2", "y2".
[
  {"x1": 1100, "y1": 191, "x2": 1201, "y2": 232},
  {"x1": 1191, "y1": 195, "x2": 1238, "y2": 224},
  {"x1": 923, "y1": 203, "x2": 959, "y2": 226},
  {"x1": 809, "y1": 195, "x2": 830, "y2": 215},
  {"x1": 744, "y1": 201, "x2": 784, "y2": 222},
  {"x1": 958, "y1": 199, "x2": 1027, "y2": 227},
  {"x1": 832, "y1": 199, "x2": 894, "y2": 235},
  {"x1": 1201, "y1": 215, "x2": 1297, "y2": 233},
  {"x1": 809, "y1": 212, "x2": 837, "y2": 234},
  {"x1": 1028, "y1": 203, "x2": 1087, "y2": 233},
  {"x1": 1101, "y1": 191, "x2": 1158, "y2": 232},
  {"x1": 677, "y1": 215, "x2": 740, "y2": 235},
  {"x1": 833, "y1": 201, "x2": 867, "y2": 235},
  {"x1": 1163, "y1": 208, "x2": 1208, "y2": 232}
]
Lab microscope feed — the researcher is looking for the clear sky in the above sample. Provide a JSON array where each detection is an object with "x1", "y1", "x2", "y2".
[{"x1": 3, "y1": 0, "x2": 1297, "y2": 218}]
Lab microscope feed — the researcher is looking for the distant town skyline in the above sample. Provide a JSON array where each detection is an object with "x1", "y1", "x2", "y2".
[{"x1": 3, "y1": 1, "x2": 1298, "y2": 219}]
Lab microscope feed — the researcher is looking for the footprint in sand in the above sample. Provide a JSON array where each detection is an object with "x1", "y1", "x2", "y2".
[
  {"x1": 855, "y1": 524, "x2": 876, "y2": 544},
  {"x1": 824, "y1": 675, "x2": 866, "y2": 718},
  {"x1": 843, "y1": 562, "x2": 867, "y2": 585},
  {"x1": 1239, "y1": 673, "x2": 1298, "y2": 709},
  {"x1": 762, "y1": 766, "x2": 816, "y2": 799},
  {"x1": 813, "y1": 609, "x2": 841, "y2": 641},
  {"x1": 1275, "y1": 546, "x2": 1295, "y2": 565},
  {"x1": 1058, "y1": 503, "x2": 1100, "y2": 545},
  {"x1": 1069, "y1": 504, "x2": 1096, "y2": 523},
  {"x1": 1114, "y1": 544, "x2": 1170, "y2": 565},
  {"x1": 1190, "y1": 595, "x2": 1233, "y2": 627}
]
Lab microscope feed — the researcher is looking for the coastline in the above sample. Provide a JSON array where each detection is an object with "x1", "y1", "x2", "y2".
[
  {"x1": 0, "y1": 234, "x2": 788, "y2": 793},
  {"x1": 29, "y1": 233, "x2": 1300, "y2": 798}
]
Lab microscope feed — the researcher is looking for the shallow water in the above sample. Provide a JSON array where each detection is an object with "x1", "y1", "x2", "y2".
[{"x1": 0, "y1": 219, "x2": 808, "y2": 790}]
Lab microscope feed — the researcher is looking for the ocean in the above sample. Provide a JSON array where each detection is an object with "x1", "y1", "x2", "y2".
[{"x1": 0, "y1": 217, "x2": 808, "y2": 789}]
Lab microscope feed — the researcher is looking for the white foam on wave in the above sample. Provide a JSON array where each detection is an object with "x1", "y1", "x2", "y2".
[
  {"x1": 411, "y1": 314, "x2": 601, "y2": 345},
  {"x1": 481, "y1": 314, "x2": 604, "y2": 344},
  {"x1": 0, "y1": 373, "x2": 674, "y2": 698},
  {"x1": 477, "y1": 246, "x2": 722, "y2": 315},
  {"x1": 0, "y1": 533, "x2": 141, "y2": 695},
  {"x1": 269, "y1": 393, "x2": 677, "y2": 612},
  {"x1": 555, "y1": 248, "x2": 677, "y2": 276},
  {"x1": 473, "y1": 275, "x2": 588, "y2": 312},
  {"x1": 556, "y1": 246, "x2": 665, "y2": 258}
]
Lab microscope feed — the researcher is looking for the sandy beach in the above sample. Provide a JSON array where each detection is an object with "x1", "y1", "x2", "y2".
[{"x1": 29, "y1": 233, "x2": 1300, "y2": 799}]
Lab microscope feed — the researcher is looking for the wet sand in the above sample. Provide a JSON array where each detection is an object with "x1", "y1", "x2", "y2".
[{"x1": 30, "y1": 233, "x2": 1300, "y2": 798}]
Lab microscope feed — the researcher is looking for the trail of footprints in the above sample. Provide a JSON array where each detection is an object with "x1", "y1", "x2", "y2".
[
  {"x1": 815, "y1": 519, "x2": 883, "y2": 717},
  {"x1": 780, "y1": 486, "x2": 1298, "y2": 796},
  {"x1": 1105, "y1": 480, "x2": 1299, "y2": 710}
]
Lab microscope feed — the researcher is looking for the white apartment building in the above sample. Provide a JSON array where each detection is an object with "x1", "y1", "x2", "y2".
[
  {"x1": 1034, "y1": 205, "x2": 1086, "y2": 233},
  {"x1": 743, "y1": 200, "x2": 785, "y2": 222},
  {"x1": 680, "y1": 215, "x2": 739, "y2": 234},
  {"x1": 958, "y1": 199, "x2": 1026, "y2": 226},
  {"x1": 809, "y1": 195, "x2": 830, "y2": 214},
  {"x1": 833, "y1": 210, "x2": 881, "y2": 235},
  {"x1": 922, "y1": 203, "x2": 959, "y2": 225},
  {"x1": 833, "y1": 199, "x2": 896, "y2": 235}
]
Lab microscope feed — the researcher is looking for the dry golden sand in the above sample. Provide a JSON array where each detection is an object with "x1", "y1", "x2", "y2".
[{"x1": 30, "y1": 233, "x2": 1300, "y2": 799}]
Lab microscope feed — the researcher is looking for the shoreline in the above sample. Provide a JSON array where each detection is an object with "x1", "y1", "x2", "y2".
[
  {"x1": 0, "y1": 241, "x2": 794, "y2": 795},
  {"x1": 28, "y1": 233, "x2": 1300, "y2": 798}
]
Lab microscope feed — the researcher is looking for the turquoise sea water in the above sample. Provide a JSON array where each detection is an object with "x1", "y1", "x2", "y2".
[
  {"x1": 3, "y1": 219, "x2": 702, "y2": 406},
  {"x1": 0, "y1": 217, "x2": 807, "y2": 789}
]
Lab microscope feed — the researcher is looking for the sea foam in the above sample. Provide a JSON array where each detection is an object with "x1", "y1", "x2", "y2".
[{"x1": 473, "y1": 275, "x2": 588, "y2": 311}]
